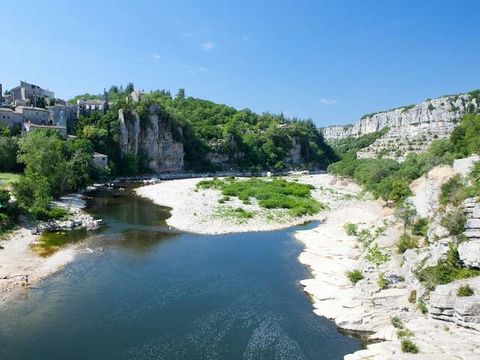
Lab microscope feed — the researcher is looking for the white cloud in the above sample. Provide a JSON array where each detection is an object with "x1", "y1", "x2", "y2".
[
  {"x1": 319, "y1": 98, "x2": 337, "y2": 105},
  {"x1": 201, "y1": 41, "x2": 216, "y2": 51},
  {"x1": 152, "y1": 53, "x2": 162, "y2": 60}
]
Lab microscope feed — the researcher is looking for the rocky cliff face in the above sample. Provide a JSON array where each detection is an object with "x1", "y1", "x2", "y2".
[
  {"x1": 119, "y1": 104, "x2": 185, "y2": 173},
  {"x1": 322, "y1": 93, "x2": 479, "y2": 159}
]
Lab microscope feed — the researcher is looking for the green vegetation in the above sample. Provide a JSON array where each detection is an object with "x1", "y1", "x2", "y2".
[
  {"x1": 0, "y1": 172, "x2": 21, "y2": 189},
  {"x1": 397, "y1": 328, "x2": 414, "y2": 338},
  {"x1": 377, "y1": 273, "x2": 389, "y2": 289},
  {"x1": 416, "y1": 244, "x2": 480, "y2": 291},
  {"x1": 0, "y1": 189, "x2": 19, "y2": 235},
  {"x1": 343, "y1": 222, "x2": 358, "y2": 236},
  {"x1": 441, "y1": 208, "x2": 466, "y2": 237},
  {"x1": 397, "y1": 234, "x2": 418, "y2": 254},
  {"x1": 411, "y1": 218, "x2": 429, "y2": 237},
  {"x1": 346, "y1": 269, "x2": 364, "y2": 284},
  {"x1": 408, "y1": 290, "x2": 417, "y2": 304},
  {"x1": 401, "y1": 338, "x2": 419, "y2": 354},
  {"x1": 417, "y1": 298, "x2": 428, "y2": 314},
  {"x1": 198, "y1": 177, "x2": 324, "y2": 217},
  {"x1": 328, "y1": 113, "x2": 480, "y2": 205},
  {"x1": 213, "y1": 206, "x2": 256, "y2": 223},
  {"x1": 72, "y1": 85, "x2": 337, "y2": 174},
  {"x1": 457, "y1": 284, "x2": 474, "y2": 297},
  {"x1": 391, "y1": 316, "x2": 404, "y2": 329},
  {"x1": 366, "y1": 244, "x2": 390, "y2": 267},
  {"x1": 331, "y1": 127, "x2": 389, "y2": 157},
  {"x1": 13, "y1": 131, "x2": 93, "y2": 219}
]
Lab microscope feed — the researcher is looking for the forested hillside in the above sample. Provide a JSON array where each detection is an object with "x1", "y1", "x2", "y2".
[{"x1": 74, "y1": 86, "x2": 337, "y2": 173}]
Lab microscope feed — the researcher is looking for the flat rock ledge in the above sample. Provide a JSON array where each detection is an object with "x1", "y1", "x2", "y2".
[{"x1": 429, "y1": 278, "x2": 480, "y2": 332}]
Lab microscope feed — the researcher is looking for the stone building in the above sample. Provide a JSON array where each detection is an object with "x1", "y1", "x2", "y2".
[
  {"x1": 9, "y1": 81, "x2": 55, "y2": 107},
  {"x1": 77, "y1": 99, "x2": 108, "y2": 118},
  {"x1": 47, "y1": 104, "x2": 77, "y2": 130},
  {"x1": 0, "y1": 108, "x2": 21, "y2": 128},
  {"x1": 15, "y1": 106, "x2": 49, "y2": 125}
]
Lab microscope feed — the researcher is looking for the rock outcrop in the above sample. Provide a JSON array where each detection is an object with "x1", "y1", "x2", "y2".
[
  {"x1": 322, "y1": 93, "x2": 479, "y2": 159},
  {"x1": 119, "y1": 104, "x2": 184, "y2": 173},
  {"x1": 459, "y1": 197, "x2": 480, "y2": 268},
  {"x1": 429, "y1": 278, "x2": 480, "y2": 331}
]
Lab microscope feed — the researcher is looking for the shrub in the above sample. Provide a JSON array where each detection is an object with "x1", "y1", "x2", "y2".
[
  {"x1": 441, "y1": 208, "x2": 466, "y2": 236},
  {"x1": 457, "y1": 284, "x2": 474, "y2": 297},
  {"x1": 417, "y1": 299, "x2": 428, "y2": 314},
  {"x1": 344, "y1": 222, "x2": 358, "y2": 236},
  {"x1": 397, "y1": 329, "x2": 414, "y2": 338},
  {"x1": 411, "y1": 218, "x2": 429, "y2": 237},
  {"x1": 401, "y1": 338, "x2": 419, "y2": 354},
  {"x1": 377, "y1": 273, "x2": 389, "y2": 289},
  {"x1": 408, "y1": 290, "x2": 417, "y2": 304},
  {"x1": 391, "y1": 316, "x2": 403, "y2": 329},
  {"x1": 346, "y1": 269, "x2": 364, "y2": 285},
  {"x1": 440, "y1": 175, "x2": 465, "y2": 206},
  {"x1": 397, "y1": 234, "x2": 418, "y2": 254},
  {"x1": 366, "y1": 244, "x2": 390, "y2": 266}
]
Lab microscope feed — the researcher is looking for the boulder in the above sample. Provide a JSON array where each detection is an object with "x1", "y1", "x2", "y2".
[{"x1": 458, "y1": 240, "x2": 480, "y2": 268}]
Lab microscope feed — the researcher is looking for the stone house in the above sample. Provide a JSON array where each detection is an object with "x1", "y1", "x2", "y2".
[
  {"x1": 77, "y1": 99, "x2": 108, "y2": 118},
  {"x1": 9, "y1": 81, "x2": 55, "y2": 107},
  {"x1": 0, "y1": 108, "x2": 22, "y2": 128},
  {"x1": 15, "y1": 106, "x2": 49, "y2": 124}
]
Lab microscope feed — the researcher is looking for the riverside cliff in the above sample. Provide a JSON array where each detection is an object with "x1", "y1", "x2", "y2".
[
  {"x1": 118, "y1": 103, "x2": 185, "y2": 172},
  {"x1": 322, "y1": 91, "x2": 479, "y2": 159}
]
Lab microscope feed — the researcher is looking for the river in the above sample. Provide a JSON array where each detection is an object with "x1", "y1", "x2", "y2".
[{"x1": 0, "y1": 186, "x2": 361, "y2": 359}]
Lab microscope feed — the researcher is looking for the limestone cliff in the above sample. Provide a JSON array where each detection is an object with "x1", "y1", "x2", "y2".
[
  {"x1": 322, "y1": 92, "x2": 479, "y2": 159},
  {"x1": 119, "y1": 104, "x2": 184, "y2": 173}
]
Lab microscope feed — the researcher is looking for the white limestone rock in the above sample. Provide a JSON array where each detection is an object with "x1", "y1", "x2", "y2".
[{"x1": 458, "y1": 240, "x2": 480, "y2": 268}]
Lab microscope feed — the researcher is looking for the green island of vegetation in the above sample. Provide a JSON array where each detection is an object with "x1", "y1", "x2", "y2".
[{"x1": 197, "y1": 177, "x2": 325, "y2": 217}]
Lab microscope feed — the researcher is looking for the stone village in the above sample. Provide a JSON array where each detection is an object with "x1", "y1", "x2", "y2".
[{"x1": 0, "y1": 80, "x2": 108, "y2": 169}]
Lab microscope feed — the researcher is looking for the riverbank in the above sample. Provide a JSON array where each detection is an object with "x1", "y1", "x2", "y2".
[
  {"x1": 0, "y1": 194, "x2": 101, "y2": 306},
  {"x1": 135, "y1": 174, "x2": 363, "y2": 234},
  {"x1": 295, "y1": 178, "x2": 480, "y2": 359}
]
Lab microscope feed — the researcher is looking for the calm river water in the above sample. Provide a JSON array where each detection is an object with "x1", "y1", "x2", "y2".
[{"x1": 0, "y1": 187, "x2": 361, "y2": 359}]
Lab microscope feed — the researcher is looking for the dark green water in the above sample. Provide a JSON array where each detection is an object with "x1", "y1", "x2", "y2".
[{"x1": 0, "y1": 187, "x2": 361, "y2": 360}]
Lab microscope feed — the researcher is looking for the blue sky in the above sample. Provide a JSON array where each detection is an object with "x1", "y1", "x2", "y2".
[{"x1": 1, "y1": 0, "x2": 479, "y2": 126}]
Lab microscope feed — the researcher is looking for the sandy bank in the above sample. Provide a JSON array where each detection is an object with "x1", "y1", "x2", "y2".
[
  {"x1": 0, "y1": 227, "x2": 76, "y2": 305},
  {"x1": 135, "y1": 174, "x2": 362, "y2": 235}
]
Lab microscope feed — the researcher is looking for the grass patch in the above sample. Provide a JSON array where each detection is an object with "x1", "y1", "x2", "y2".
[
  {"x1": 213, "y1": 206, "x2": 256, "y2": 224},
  {"x1": 344, "y1": 222, "x2": 358, "y2": 236},
  {"x1": 408, "y1": 290, "x2": 417, "y2": 303},
  {"x1": 401, "y1": 338, "x2": 419, "y2": 354},
  {"x1": 417, "y1": 299, "x2": 428, "y2": 314},
  {"x1": 457, "y1": 284, "x2": 474, "y2": 297},
  {"x1": 346, "y1": 269, "x2": 364, "y2": 285},
  {"x1": 397, "y1": 234, "x2": 418, "y2": 254},
  {"x1": 391, "y1": 316, "x2": 404, "y2": 329},
  {"x1": 0, "y1": 173, "x2": 21, "y2": 189},
  {"x1": 198, "y1": 177, "x2": 325, "y2": 217}
]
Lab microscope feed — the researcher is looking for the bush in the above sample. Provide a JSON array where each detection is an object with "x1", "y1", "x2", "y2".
[
  {"x1": 366, "y1": 244, "x2": 390, "y2": 266},
  {"x1": 344, "y1": 222, "x2": 358, "y2": 236},
  {"x1": 401, "y1": 338, "x2": 419, "y2": 354},
  {"x1": 417, "y1": 299, "x2": 428, "y2": 314},
  {"x1": 440, "y1": 175, "x2": 465, "y2": 206},
  {"x1": 408, "y1": 290, "x2": 417, "y2": 304},
  {"x1": 377, "y1": 273, "x2": 389, "y2": 289},
  {"x1": 457, "y1": 284, "x2": 474, "y2": 297},
  {"x1": 397, "y1": 234, "x2": 418, "y2": 254},
  {"x1": 391, "y1": 316, "x2": 403, "y2": 329},
  {"x1": 198, "y1": 178, "x2": 324, "y2": 217},
  {"x1": 346, "y1": 269, "x2": 364, "y2": 284},
  {"x1": 412, "y1": 218, "x2": 429, "y2": 237},
  {"x1": 441, "y1": 208, "x2": 466, "y2": 236}
]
